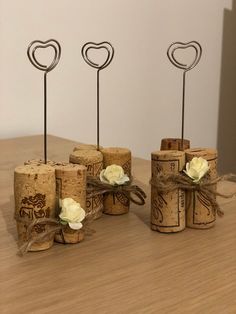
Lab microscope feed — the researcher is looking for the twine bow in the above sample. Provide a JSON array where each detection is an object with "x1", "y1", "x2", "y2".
[
  {"x1": 150, "y1": 173, "x2": 236, "y2": 217},
  {"x1": 87, "y1": 176, "x2": 147, "y2": 206}
]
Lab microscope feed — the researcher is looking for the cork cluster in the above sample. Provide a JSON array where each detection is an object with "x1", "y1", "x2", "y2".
[
  {"x1": 69, "y1": 146, "x2": 132, "y2": 216},
  {"x1": 14, "y1": 161, "x2": 88, "y2": 248},
  {"x1": 15, "y1": 136, "x2": 218, "y2": 251},
  {"x1": 151, "y1": 141, "x2": 218, "y2": 233}
]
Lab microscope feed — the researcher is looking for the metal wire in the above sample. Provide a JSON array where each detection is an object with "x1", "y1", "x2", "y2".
[
  {"x1": 167, "y1": 41, "x2": 202, "y2": 150},
  {"x1": 27, "y1": 39, "x2": 61, "y2": 164},
  {"x1": 81, "y1": 42, "x2": 114, "y2": 150}
]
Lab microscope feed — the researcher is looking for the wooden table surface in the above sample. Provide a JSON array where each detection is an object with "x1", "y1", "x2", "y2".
[{"x1": 1, "y1": 135, "x2": 236, "y2": 314}]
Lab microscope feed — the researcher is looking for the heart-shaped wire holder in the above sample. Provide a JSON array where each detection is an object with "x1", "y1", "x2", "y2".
[
  {"x1": 81, "y1": 41, "x2": 114, "y2": 150},
  {"x1": 167, "y1": 41, "x2": 202, "y2": 150},
  {"x1": 27, "y1": 39, "x2": 61, "y2": 163}
]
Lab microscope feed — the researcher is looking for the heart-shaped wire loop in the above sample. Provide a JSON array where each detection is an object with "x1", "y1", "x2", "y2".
[
  {"x1": 27, "y1": 39, "x2": 61, "y2": 73},
  {"x1": 81, "y1": 41, "x2": 114, "y2": 71},
  {"x1": 166, "y1": 40, "x2": 202, "y2": 150},
  {"x1": 167, "y1": 41, "x2": 202, "y2": 72},
  {"x1": 81, "y1": 41, "x2": 114, "y2": 151},
  {"x1": 27, "y1": 38, "x2": 61, "y2": 164}
]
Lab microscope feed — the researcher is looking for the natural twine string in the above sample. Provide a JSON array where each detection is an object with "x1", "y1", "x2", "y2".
[
  {"x1": 150, "y1": 173, "x2": 236, "y2": 217},
  {"x1": 87, "y1": 176, "x2": 147, "y2": 206},
  {"x1": 15, "y1": 214, "x2": 95, "y2": 256}
]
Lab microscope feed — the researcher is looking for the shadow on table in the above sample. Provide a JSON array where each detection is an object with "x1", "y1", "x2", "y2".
[
  {"x1": 0, "y1": 195, "x2": 18, "y2": 242},
  {"x1": 131, "y1": 179, "x2": 150, "y2": 228}
]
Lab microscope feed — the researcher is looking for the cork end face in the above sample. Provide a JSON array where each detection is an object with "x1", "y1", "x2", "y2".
[
  {"x1": 73, "y1": 143, "x2": 101, "y2": 151},
  {"x1": 160, "y1": 138, "x2": 190, "y2": 151},
  {"x1": 55, "y1": 163, "x2": 87, "y2": 172},
  {"x1": 14, "y1": 164, "x2": 55, "y2": 175},
  {"x1": 24, "y1": 159, "x2": 45, "y2": 166},
  {"x1": 69, "y1": 149, "x2": 103, "y2": 164},
  {"x1": 24, "y1": 160, "x2": 87, "y2": 173},
  {"x1": 185, "y1": 148, "x2": 218, "y2": 160},
  {"x1": 151, "y1": 150, "x2": 185, "y2": 159},
  {"x1": 101, "y1": 147, "x2": 131, "y2": 155},
  {"x1": 24, "y1": 159, "x2": 69, "y2": 167}
]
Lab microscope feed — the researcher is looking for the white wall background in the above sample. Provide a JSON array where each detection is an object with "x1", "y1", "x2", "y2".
[{"x1": 0, "y1": 0, "x2": 232, "y2": 160}]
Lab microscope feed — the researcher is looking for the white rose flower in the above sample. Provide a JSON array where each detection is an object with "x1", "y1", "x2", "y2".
[
  {"x1": 59, "y1": 198, "x2": 86, "y2": 230},
  {"x1": 100, "y1": 164, "x2": 130, "y2": 185},
  {"x1": 184, "y1": 157, "x2": 210, "y2": 183}
]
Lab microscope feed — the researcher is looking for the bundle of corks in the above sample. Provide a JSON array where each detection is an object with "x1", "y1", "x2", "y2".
[
  {"x1": 15, "y1": 138, "x2": 228, "y2": 254},
  {"x1": 15, "y1": 144, "x2": 134, "y2": 253},
  {"x1": 150, "y1": 137, "x2": 220, "y2": 233},
  {"x1": 69, "y1": 145, "x2": 132, "y2": 215},
  {"x1": 15, "y1": 160, "x2": 88, "y2": 252}
]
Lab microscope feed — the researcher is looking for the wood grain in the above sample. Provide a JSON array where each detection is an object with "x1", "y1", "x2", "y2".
[{"x1": 0, "y1": 135, "x2": 236, "y2": 314}]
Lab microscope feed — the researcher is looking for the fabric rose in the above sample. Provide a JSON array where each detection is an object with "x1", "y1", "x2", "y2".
[
  {"x1": 184, "y1": 157, "x2": 210, "y2": 183},
  {"x1": 59, "y1": 198, "x2": 86, "y2": 230},
  {"x1": 100, "y1": 164, "x2": 130, "y2": 185}
]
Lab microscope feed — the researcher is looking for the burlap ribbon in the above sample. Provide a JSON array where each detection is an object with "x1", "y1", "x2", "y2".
[
  {"x1": 87, "y1": 176, "x2": 147, "y2": 206},
  {"x1": 150, "y1": 173, "x2": 236, "y2": 217},
  {"x1": 15, "y1": 214, "x2": 94, "y2": 256}
]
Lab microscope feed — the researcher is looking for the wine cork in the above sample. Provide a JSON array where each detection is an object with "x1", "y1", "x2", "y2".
[
  {"x1": 73, "y1": 144, "x2": 103, "y2": 151},
  {"x1": 54, "y1": 164, "x2": 86, "y2": 208},
  {"x1": 24, "y1": 160, "x2": 86, "y2": 208},
  {"x1": 69, "y1": 150, "x2": 103, "y2": 219},
  {"x1": 53, "y1": 163, "x2": 87, "y2": 244},
  {"x1": 101, "y1": 147, "x2": 132, "y2": 177},
  {"x1": 23, "y1": 160, "x2": 87, "y2": 244},
  {"x1": 185, "y1": 148, "x2": 218, "y2": 229},
  {"x1": 14, "y1": 164, "x2": 56, "y2": 251},
  {"x1": 55, "y1": 226, "x2": 85, "y2": 244},
  {"x1": 161, "y1": 138, "x2": 190, "y2": 151},
  {"x1": 101, "y1": 147, "x2": 132, "y2": 215},
  {"x1": 151, "y1": 150, "x2": 185, "y2": 233}
]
